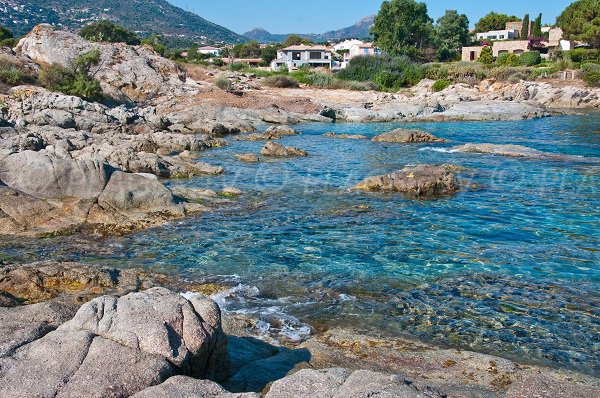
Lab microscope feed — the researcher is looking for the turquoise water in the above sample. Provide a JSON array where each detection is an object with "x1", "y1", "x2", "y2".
[{"x1": 2, "y1": 115, "x2": 600, "y2": 375}]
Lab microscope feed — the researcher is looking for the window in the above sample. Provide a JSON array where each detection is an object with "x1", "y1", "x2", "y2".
[
  {"x1": 292, "y1": 52, "x2": 301, "y2": 60},
  {"x1": 309, "y1": 52, "x2": 322, "y2": 60},
  {"x1": 500, "y1": 35, "x2": 505, "y2": 39}
]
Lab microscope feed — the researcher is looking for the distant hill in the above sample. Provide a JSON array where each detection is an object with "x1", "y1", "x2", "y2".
[
  {"x1": 0, "y1": 0, "x2": 246, "y2": 44},
  {"x1": 243, "y1": 16, "x2": 374, "y2": 44}
]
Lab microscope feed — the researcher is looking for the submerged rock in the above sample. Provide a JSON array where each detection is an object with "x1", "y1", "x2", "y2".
[
  {"x1": 354, "y1": 164, "x2": 459, "y2": 197},
  {"x1": 372, "y1": 128, "x2": 447, "y2": 143},
  {"x1": 261, "y1": 142, "x2": 308, "y2": 158},
  {"x1": 235, "y1": 153, "x2": 260, "y2": 162},
  {"x1": 323, "y1": 132, "x2": 368, "y2": 140},
  {"x1": 451, "y1": 143, "x2": 545, "y2": 158},
  {"x1": 236, "y1": 125, "x2": 299, "y2": 141}
]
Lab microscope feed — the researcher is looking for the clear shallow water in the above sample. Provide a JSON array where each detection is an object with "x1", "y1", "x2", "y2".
[{"x1": 2, "y1": 115, "x2": 600, "y2": 375}]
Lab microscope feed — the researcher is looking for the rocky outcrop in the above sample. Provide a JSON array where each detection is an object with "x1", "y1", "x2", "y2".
[
  {"x1": 132, "y1": 376, "x2": 259, "y2": 398},
  {"x1": 451, "y1": 143, "x2": 600, "y2": 163},
  {"x1": 236, "y1": 125, "x2": 299, "y2": 141},
  {"x1": 0, "y1": 288, "x2": 228, "y2": 397},
  {"x1": 323, "y1": 132, "x2": 368, "y2": 140},
  {"x1": 261, "y1": 142, "x2": 308, "y2": 158},
  {"x1": 354, "y1": 164, "x2": 459, "y2": 197},
  {"x1": 15, "y1": 24, "x2": 190, "y2": 103},
  {"x1": 235, "y1": 153, "x2": 260, "y2": 163},
  {"x1": 372, "y1": 128, "x2": 447, "y2": 143}
]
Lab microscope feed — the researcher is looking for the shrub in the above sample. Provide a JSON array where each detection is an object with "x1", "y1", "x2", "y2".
[
  {"x1": 568, "y1": 49, "x2": 600, "y2": 63},
  {"x1": 0, "y1": 24, "x2": 13, "y2": 43},
  {"x1": 229, "y1": 62, "x2": 246, "y2": 72},
  {"x1": 529, "y1": 66, "x2": 559, "y2": 79},
  {"x1": 478, "y1": 46, "x2": 493, "y2": 64},
  {"x1": 263, "y1": 75, "x2": 299, "y2": 88},
  {"x1": 518, "y1": 51, "x2": 542, "y2": 66},
  {"x1": 432, "y1": 79, "x2": 451, "y2": 92},
  {"x1": 0, "y1": 61, "x2": 29, "y2": 85},
  {"x1": 582, "y1": 63, "x2": 600, "y2": 87},
  {"x1": 80, "y1": 21, "x2": 140, "y2": 45},
  {"x1": 496, "y1": 53, "x2": 519, "y2": 66},
  {"x1": 446, "y1": 62, "x2": 490, "y2": 85},
  {"x1": 489, "y1": 67, "x2": 531, "y2": 82},
  {"x1": 0, "y1": 38, "x2": 15, "y2": 47},
  {"x1": 38, "y1": 50, "x2": 103, "y2": 101},
  {"x1": 338, "y1": 55, "x2": 423, "y2": 90},
  {"x1": 422, "y1": 63, "x2": 448, "y2": 80},
  {"x1": 215, "y1": 76, "x2": 232, "y2": 90}
]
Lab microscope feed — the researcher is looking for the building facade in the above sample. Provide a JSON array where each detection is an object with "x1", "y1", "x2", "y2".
[
  {"x1": 197, "y1": 46, "x2": 221, "y2": 56},
  {"x1": 476, "y1": 29, "x2": 518, "y2": 41},
  {"x1": 271, "y1": 45, "x2": 332, "y2": 70}
]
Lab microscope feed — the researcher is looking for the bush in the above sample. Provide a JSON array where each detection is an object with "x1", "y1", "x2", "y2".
[
  {"x1": 0, "y1": 38, "x2": 15, "y2": 47},
  {"x1": 263, "y1": 75, "x2": 299, "y2": 88},
  {"x1": 215, "y1": 76, "x2": 232, "y2": 90},
  {"x1": 338, "y1": 55, "x2": 423, "y2": 91},
  {"x1": 0, "y1": 61, "x2": 29, "y2": 85},
  {"x1": 569, "y1": 49, "x2": 600, "y2": 63},
  {"x1": 422, "y1": 63, "x2": 448, "y2": 80},
  {"x1": 582, "y1": 63, "x2": 600, "y2": 87},
  {"x1": 496, "y1": 53, "x2": 519, "y2": 66},
  {"x1": 518, "y1": 51, "x2": 542, "y2": 66},
  {"x1": 432, "y1": 79, "x2": 451, "y2": 92},
  {"x1": 229, "y1": 62, "x2": 246, "y2": 72},
  {"x1": 446, "y1": 62, "x2": 490, "y2": 85},
  {"x1": 80, "y1": 21, "x2": 140, "y2": 45},
  {"x1": 288, "y1": 70, "x2": 374, "y2": 91},
  {"x1": 489, "y1": 67, "x2": 531, "y2": 82},
  {"x1": 38, "y1": 50, "x2": 103, "y2": 101},
  {"x1": 478, "y1": 46, "x2": 493, "y2": 64}
]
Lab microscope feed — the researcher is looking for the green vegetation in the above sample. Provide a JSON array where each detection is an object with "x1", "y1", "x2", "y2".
[
  {"x1": 432, "y1": 79, "x2": 451, "y2": 92},
  {"x1": 215, "y1": 77, "x2": 232, "y2": 91},
  {"x1": 282, "y1": 34, "x2": 312, "y2": 47},
  {"x1": 478, "y1": 47, "x2": 494, "y2": 64},
  {"x1": 521, "y1": 14, "x2": 530, "y2": 39},
  {"x1": 0, "y1": 61, "x2": 30, "y2": 85},
  {"x1": 39, "y1": 50, "x2": 102, "y2": 101},
  {"x1": 371, "y1": 0, "x2": 434, "y2": 58},
  {"x1": 557, "y1": 0, "x2": 600, "y2": 49},
  {"x1": 497, "y1": 53, "x2": 519, "y2": 66},
  {"x1": 141, "y1": 34, "x2": 166, "y2": 56},
  {"x1": 582, "y1": 63, "x2": 600, "y2": 86},
  {"x1": 474, "y1": 12, "x2": 520, "y2": 33},
  {"x1": 518, "y1": 51, "x2": 542, "y2": 66},
  {"x1": 263, "y1": 75, "x2": 300, "y2": 88},
  {"x1": 0, "y1": 24, "x2": 14, "y2": 47},
  {"x1": 338, "y1": 55, "x2": 423, "y2": 91},
  {"x1": 531, "y1": 14, "x2": 543, "y2": 38},
  {"x1": 79, "y1": 21, "x2": 141, "y2": 45},
  {"x1": 435, "y1": 10, "x2": 470, "y2": 61}
]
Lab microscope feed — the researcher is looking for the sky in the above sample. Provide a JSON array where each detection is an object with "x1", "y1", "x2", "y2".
[{"x1": 168, "y1": 0, "x2": 574, "y2": 35}]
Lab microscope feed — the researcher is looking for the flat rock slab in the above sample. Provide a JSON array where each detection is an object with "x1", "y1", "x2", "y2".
[
  {"x1": 132, "y1": 376, "x2": 259, "y2": 398},
  {"x1": 354, "y1": 164, "x2": 459, "y2": 197},
  {"x1": 265, "y1": 368, "x2": 430, "y2": 398},
  {"x1": 372, "y1": 129, "x2": 446, "y2": 143},
  {"x1": 323, "y1": 132, "x2": 368, "y2": 140}
]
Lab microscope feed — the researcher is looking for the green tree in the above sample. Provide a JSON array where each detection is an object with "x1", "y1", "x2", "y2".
[
  {"x1": 435, "y1": 10, "x2": 470, "y2": 61},
  {"x1": 79, "y1": 21, "x2": 141, "y2": 45},
  {"x1": 141, "y1": 34, "x2": 166, "y2": 56},
  {"x1": 532, "y1": 13, "x2": 543, "y2": 37},
  {"x1": 371, "y1": 0, "x2": 434, "y2": 58},
  {"x1": 557, "y1": 0, "x2": 600, "y2": 49},
  {"x1": 521, "y1": 14, "x2": 530, "y2": 38},
  {"x1": 282, "y1": 34, "x2": 311, "y2": 47},
  {"x1": 261, "y1": 46, "x2": 278, "y2": 64},
  {"x1": 478, "y1": 46, "x2": 494, "y2": 64},
  {"x1": 474, "y1": 12, "x2": 520, "y2": 33}
]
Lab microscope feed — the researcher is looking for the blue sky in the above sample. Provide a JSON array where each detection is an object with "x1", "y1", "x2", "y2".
[{"x1": 168, "y1": 0, "x2": 573, "y2": 34}]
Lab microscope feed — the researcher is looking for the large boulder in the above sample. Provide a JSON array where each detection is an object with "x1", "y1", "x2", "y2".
[
  {"x1": 15, "y1": 24, "x2": 188, "y2": 103},
  {"x1": 131, "y1": 376, "x2": 259, "y2": 398},
  {"x1": 372, "y1": 128, "x2": 446, "y2": 143},
  {"x1": 0, "y1": 288, "x2": 229, "y2": 397},
  {"x1": 0, "y1": 150, "x2": 112, "y2": 199},
  {"x1": 354, "y1": 164, "x2": 459, "y2": 197}
]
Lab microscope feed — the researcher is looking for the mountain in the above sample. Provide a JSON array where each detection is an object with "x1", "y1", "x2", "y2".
[
  {"x1": 243, "y1": 16, "x2": 374, "y2": 44},
  {"x1": 0, "y1": 0, "x2": 245, "y2": 43}
]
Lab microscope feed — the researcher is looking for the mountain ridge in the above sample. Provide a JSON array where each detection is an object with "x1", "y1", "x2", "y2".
[
  {"x1": 243, "y1": 16, "x2": 374, "y2": 44},
  {"x1": 0, "y1": 0, "x2": 245, "y2": 43}
]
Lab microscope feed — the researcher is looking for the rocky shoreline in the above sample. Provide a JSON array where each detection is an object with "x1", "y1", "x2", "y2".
[
  {"x1": 1, "y1": 25, "x2": 600, "y2": 397},
  {"x1": 2, "y1": 261, "x2": 599, "y2": 398}
]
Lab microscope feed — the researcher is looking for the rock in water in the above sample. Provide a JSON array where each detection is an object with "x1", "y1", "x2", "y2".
[
  {"x1": 372, "y1": 128, "x2": 447, "y2": 143},
  {"x1": 235, "y1": 153, "x2": 260, "y2": 162},
  {"x1": 354, "y1": 164, "x2": 459, "y2": 197},
  {"x1": 236, "y1": 125, "x2": 299, "y2": 141},
  {"x1": 261, "y1": 142, "x2": 308, "y2": 157},
  {"x1": 323, "y1": 132, "x2": 368, "y2": 140}
]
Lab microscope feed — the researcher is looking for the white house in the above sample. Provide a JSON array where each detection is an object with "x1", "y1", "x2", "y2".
[
  {"x1": 333, "y1": 39, "x2": 364, "y2": 52},
  {"x1": 197, "y1": 46, "x2": 221, "y2": 56},
  {"x1": 340, "y1": 43, "x2": 381, "y2": 68},
  {"x1": 270, "y1": 45, "x2": 332, "y2": 70},
  {"x1": 476, "y1": 29, "x2": 518, "y2": 41}
]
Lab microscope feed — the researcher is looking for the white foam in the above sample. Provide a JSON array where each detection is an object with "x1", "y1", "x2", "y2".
[{"x1": 419, "y1": 147, "x2": 460, "y2": 153}]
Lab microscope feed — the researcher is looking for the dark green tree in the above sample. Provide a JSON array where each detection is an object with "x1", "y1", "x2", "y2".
[
  {"x1": 435, "y1": 10, "x2": 470, "y2": 60},
  {"x1": 282, "y1": 34, "x2": 311, "y2": 47},
  {"x1": 79, "y1": 21, "x2": 141, "y2": 45},
  {"x1": 532, "y1": 13, "x2": 543, "y2": 37},
  {"x1": 371, "y1": 0, "x2": 434, "y2": 58},
  {"x1": 261, "y1": 46, "x2": 278, "y2": 64},
  {"x1": 0, "y1": 24, "x2": 13, "y2": 41},
  {"x1": 478, "y1": 46, "x2": 494, "y2": 64},
  {"x1": 474, "y1": 12, "x2": 520, "y2": 33},
  {"x1": 557, "y1": 0, "x2": 600, "y2": 48},
  {"x1": 521, "y1": 14, "x2": 530, "y2": 38}
]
